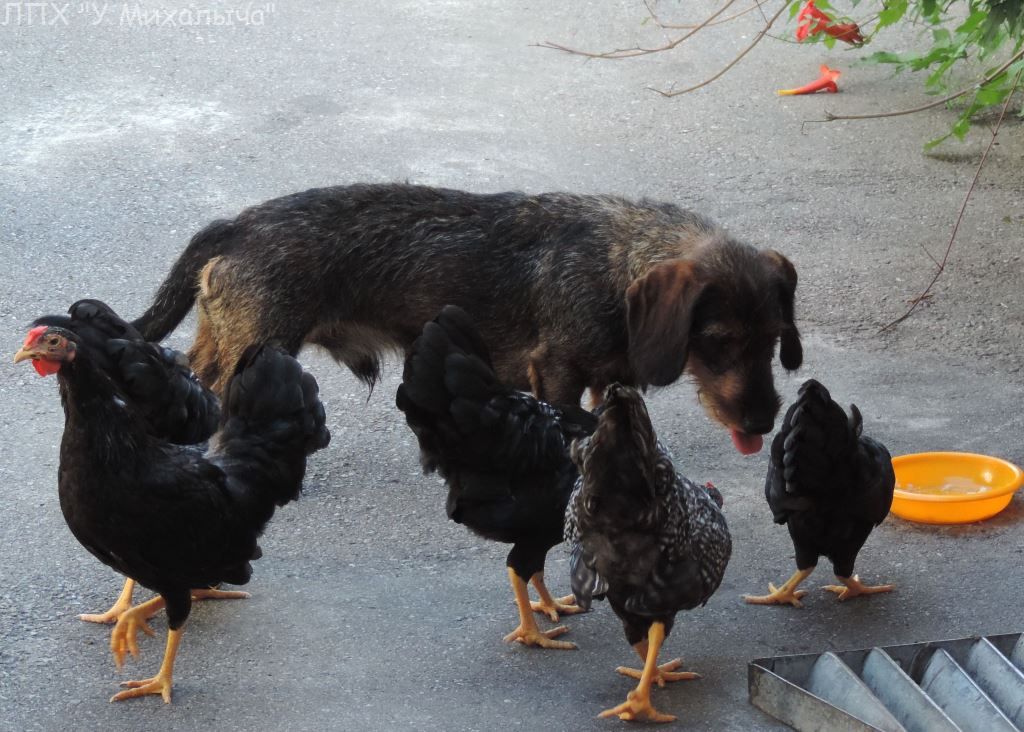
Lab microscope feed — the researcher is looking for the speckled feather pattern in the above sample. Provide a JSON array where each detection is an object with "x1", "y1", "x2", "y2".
[{"x1": 565, "y1": 438, "x2": 731, "y2": 617}]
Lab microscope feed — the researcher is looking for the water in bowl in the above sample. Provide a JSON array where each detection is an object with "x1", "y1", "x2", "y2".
[{"x1": 899, "y1": 475, "x2": 992, "y2": 496}]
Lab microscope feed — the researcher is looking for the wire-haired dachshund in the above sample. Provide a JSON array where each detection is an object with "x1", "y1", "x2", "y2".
[{"x1": 133, "y1": 183, "x2": 802, "y2": 454}]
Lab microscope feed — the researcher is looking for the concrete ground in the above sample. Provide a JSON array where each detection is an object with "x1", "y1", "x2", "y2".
[{"x1": 1, "y1": 1, "x2": 1022, "y2": 730}]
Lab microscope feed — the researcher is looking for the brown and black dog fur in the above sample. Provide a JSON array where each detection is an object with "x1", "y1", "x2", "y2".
[{"x1": 133, "y1": 183, "x2": 802, "y2": 445}]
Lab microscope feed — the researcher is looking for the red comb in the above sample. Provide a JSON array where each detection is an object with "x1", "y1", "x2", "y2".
[{"x1": 23, "y1": 325, "x2": 48, "y2": 346}]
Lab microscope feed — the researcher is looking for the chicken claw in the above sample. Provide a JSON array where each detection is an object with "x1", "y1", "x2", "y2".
[
  {"x1": 823, "y1": 574, "x2": 895, "y2": 601},
  {"x1": 616, "y1": 658, "x2": 701, "y2": 687},
  {"x1": 110, "y1": 628, "x2": 181, "y2": 704},
  {"x1": 600, "y1": 622, "x2": 679, "y2": 723},
  {"x1": 743, "y1": 582, "x2": 808, "y2": 608},
  {"x1": 599, "y1": 689, "x2": 677, "y2": 724},
  {"x1": 505, "y1": 568, "x2": 578, "y2": 650},
  {"x1": 80, "y1": 579, "x2": 137, "y2": 625},
  {"x1": 83, "y1": 582, "x2": 248, "y2": 626},
  {"x1": 529, "y1": 572, "x2": 583, "y2": 622},
  {"x1": 190, "y1": 587, "x2": 251, "y2": 601},
  {"x1": 743, "y1": 568, "x2": 814, "y2": 608},
  {"x1": 110, "y1": 597, "x2": 164, "y2": 668},
  {"x1": 504, "y1": 623, "x2": 577, "y2": 650},
  {"x1": 111, "y1": 674, "x2": 173, "y2": 704}
]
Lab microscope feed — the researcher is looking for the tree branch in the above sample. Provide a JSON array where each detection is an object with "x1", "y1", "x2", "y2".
[
  {"x1": 642, "y1": 0, "x2": 768, "y2": 30},
  {"x1": 535, "y1": 0, "x2": 739, "y2": 60},
  {"x1": 647, "y1": 1, "x2": 789, "y2": 97},
  {"x1": 810, "y1": 45, "x2": 1024, "y2": 123},
  {"x1": 879, "y1": 67, "x2": 1023, "y2": 333}
]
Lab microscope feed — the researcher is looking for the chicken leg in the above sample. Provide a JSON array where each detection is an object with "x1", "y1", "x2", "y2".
[
  {"x1": 599, "y1": 622, "x2": 683, "y2": 723},
  {"x1": 743, "y1": 568, "x2": 814, "y2": 608},
  {"x1": 110, "y1": 627, "x2": 182, "y2": 704},
  {"x1": 529, "y1": 572, "x2": 583, "y2": 622},
  {"x1": 81, "y1": 579, "x2": 249, "y2": 625},
  {"x1": 823, "y1": 574, "x2": 895, "y2": 601},
  {"x1": 503, "y1": 568, "x2": 577, "y2": 650}
]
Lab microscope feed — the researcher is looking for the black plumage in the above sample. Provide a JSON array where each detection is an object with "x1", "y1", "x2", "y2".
[
  {"x1": 33, "y1": 299, "x2": 218, "y2": 444},
  {"x1": 744, "y1": 378, "x2": 895, "y2": 608},
  {"x1": 564, "y1": 383, "x2": 731, "y2": 723},
  {"x1": 396, "y1": 305, "x2": 596, "y2": 649},
  {"x1": 16, "y1": 325, "x2": 329, "y2": 702},
  {"x1": 31, "y1": 299, "x2": 229, "y2": 625}
]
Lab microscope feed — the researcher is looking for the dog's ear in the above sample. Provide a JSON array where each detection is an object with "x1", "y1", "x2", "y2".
[
  {"x1": 626, "y1": 260, "x2": 704, "y2": 387},
  {"x1": 761, "y1": 249, "x2": 802, "y2": 371}
]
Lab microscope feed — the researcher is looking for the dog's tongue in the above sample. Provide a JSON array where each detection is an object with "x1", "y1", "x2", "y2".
[{"x1": 730, "y1": 429, "x2": 763, "y2": 455}]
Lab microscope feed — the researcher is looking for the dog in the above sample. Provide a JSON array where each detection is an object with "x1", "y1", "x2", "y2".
[{"x1": 133, "y1": 183, "x2": 802, "y2": 454}]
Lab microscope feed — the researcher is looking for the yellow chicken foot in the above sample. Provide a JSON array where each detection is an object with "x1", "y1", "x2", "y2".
[
  {"x1": 743, "y1": 568, "x2": 814, "y2": 608},
  {"x1": 110, "y1": 628, "x2": 181, "y2": 704},
  {"x1": 503, "y1": 568, "x2": 577, "y2": 650},
  {"x1": 599, "y1": 622, "x2": 679, "y2": 723},
  {"x1": 190, "y1": 587, "x2": 251, "y2": 601},
  {"x1": 529, "y1": 572, "x2": 583, "y2": 622},
  {"x1": 823, "y1": 574, "x2": 895, "y2": 601},
  {"x1": 110, "y1": 597, "x2": 164, "y2": 668},
  {"x1": 616, "y1": 647, "x2": 701, "y2": 688},
  {"x1": 82, "y1": 582, "x2": 247, "y2": 626},
  {"x1": 79, "y1": 578, "x2": 136, "y2": 624}
]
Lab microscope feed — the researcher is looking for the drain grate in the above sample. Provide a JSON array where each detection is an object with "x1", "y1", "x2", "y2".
[{"x1": 749, "y1": 632, "x2": 1024, "y2": 731}]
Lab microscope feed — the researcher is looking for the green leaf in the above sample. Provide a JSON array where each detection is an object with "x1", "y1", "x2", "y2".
[
  {"x1": 955, "y1": 11, "x2": 989, "y2": 36},
  {"x1": 924, "y1": 131, "x2": 952, "y2": 150},
  {"x1": 865, "y1": 50, "x2": 908, "y2": 65},
  {"x1": 974, "y1": 84, "x2": 1011, "y2": 106},
  {"x1": 877, "y1": 0, "x2": 908, "y2": 29},
  {"x1": 951, "y1": 115, "x2": 971, "y2": 140},
  {"x1": 823, "y1": 35, "x2": 837, "y2": 49}
]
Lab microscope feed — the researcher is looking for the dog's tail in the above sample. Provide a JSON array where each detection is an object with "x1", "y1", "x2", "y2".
[{"x1": 132, "y1": 219, "x2": 239, "y2": 341}]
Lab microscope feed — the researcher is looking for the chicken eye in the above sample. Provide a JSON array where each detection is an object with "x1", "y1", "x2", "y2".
[{"x1": 49, "y1": 337, "x2": 60, "y2": 346}]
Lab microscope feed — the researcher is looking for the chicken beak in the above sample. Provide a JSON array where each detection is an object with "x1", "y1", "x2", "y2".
[{"x1": 13, "y1": 345, "x2": 37, "y2": 364}]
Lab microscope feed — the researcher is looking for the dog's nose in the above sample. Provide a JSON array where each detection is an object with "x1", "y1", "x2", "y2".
[{"x1": 742, "y1": 416, "x2": 773, "y2": 436}]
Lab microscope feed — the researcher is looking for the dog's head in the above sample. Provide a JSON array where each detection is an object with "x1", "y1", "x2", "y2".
[{"x1": 625, "y1": 238, "x2": 801, "y2": 455}]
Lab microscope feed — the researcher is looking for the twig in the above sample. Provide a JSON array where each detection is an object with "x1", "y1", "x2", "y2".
[
  {"x1": 536, "y1": 0, "x2": 739, "y2": 60},
  {"x1": 809, "y1": 46, "x2": 1024, "y2": 123},
  {"x1": 642, "y1": 0, "x2": 767, "y2": 30},
  {"x1": 879, "y1": 67, "x2": 1023, "y2": 333},
  {"x1": 648, "y1": 1, "x2": 789, "y2": 97}
]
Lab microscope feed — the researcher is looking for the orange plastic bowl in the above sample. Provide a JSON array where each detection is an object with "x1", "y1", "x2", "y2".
[{"x1": 891, "y1": 452, "x2": 1024, "y2": 524}]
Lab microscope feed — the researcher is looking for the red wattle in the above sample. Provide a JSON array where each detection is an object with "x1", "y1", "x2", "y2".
[{"x1": 32, "y1": 359, "x2": 61, "y2": 376}]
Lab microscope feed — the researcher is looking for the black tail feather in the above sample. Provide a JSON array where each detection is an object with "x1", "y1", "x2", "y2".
[{"x1": 213, "y1": 345, "x2": 330, "y2": 513}]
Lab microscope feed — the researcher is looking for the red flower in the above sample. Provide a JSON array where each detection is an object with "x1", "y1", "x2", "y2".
[
  {"x1": 796, "y1": 1, "x2": 863, "y2": 45},
  {"x1": 777, "y1": 65, "x2": 841, "y2": 96},
  {"x1": 795, "y1": 1, "x2": 830, "y2": 41},
  {"x1": 824, "y1": 22, "x2": 864, "y2": 44}
]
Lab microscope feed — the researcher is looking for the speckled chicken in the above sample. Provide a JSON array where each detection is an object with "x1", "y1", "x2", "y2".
[
  {"x1": 565, "y1": 384, "x2": 731, "y2": 723},
  {"x1": 32, "y1": 300, "x2": 242, "y2": 625},
  {"x1": 743, "y1": 379, "x2": 895, "y2": 608},
  {"x1": 396, "y1": 305, "x2": 597, "y2": 650}
]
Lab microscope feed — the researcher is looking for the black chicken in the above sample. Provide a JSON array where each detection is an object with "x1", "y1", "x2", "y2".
[
  {"x1": 396, "y1": 305, "x2": 596, "y2": 650},
  {"x1": 15, "y1": 327, "x2": 329, "y2": 702},
  {"x1": 743, "y1": 379, "x2": 894, "y2": 608},
  {"x1": 32, "y1": 299, "x2": 242, "y2": 625},
  {"x1": 565, "y1": 384, "x2": 731, "y2": 723}
]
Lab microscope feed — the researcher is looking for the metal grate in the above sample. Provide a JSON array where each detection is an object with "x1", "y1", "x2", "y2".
[{"x1": 749, "y1": 632, "x2": 1024, "y2": 731}]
